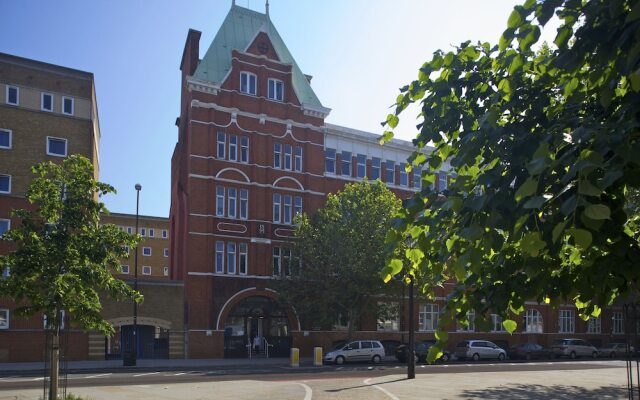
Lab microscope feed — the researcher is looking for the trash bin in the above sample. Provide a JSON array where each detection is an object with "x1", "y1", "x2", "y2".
[{"x1": 123, "y1": 351, "x2": 136, "y2": 366}]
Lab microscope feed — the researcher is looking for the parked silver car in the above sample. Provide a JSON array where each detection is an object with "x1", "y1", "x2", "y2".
[
  {"x1": 323, "y1": 340, "x2": 385, "y2": 365},
  {"x1": 551, "y1": 338, "x2": 598, "y2": 359},
  {"x1": 598, "y1": 342, "x2": 635, "y2": 358},
  {"x1": 455, "y1": 340, "x2": 506, "y2": 361}
]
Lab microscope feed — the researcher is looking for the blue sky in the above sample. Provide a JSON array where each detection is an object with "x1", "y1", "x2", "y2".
[{"x1": 0, "y1": 1, "x2": 555, "y2": 217}]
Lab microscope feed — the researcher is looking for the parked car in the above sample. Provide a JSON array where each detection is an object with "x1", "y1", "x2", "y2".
[
  {"x1": 323, "y1": 340, "x2": 385, "y2": 365},
  {"x1": 508, "y1": 343, "x2": 554, "y2": 360},
  {"x1": 455, "y1": 340, "x2": 507, "y2": 361},
  {"x1": 551, "y1": 338, "x2": 598, "y2": 359},
  {"x1": 395, "y1": 341, "x2": 451, "y2": 363},
  {"x1": 598, "y1": 343, "x2": 635, "y2": 358}
]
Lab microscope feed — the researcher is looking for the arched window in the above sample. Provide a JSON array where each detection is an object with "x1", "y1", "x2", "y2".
[{"x1": 524, "y1": 309, "x2": 543, "y2": 333}]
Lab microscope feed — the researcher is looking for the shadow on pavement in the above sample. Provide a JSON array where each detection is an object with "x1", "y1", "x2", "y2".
[{"x1": 460, "y1": 384, "x2": 627, "y2": 399}]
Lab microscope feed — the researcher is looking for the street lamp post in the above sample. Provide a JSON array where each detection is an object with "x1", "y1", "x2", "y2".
[
  {"x1": 132, "y1": 183, "x2": 141, "y2": 366},
  {"x1": 408, "y1": 275, "x2": 415, "y2": 379}
]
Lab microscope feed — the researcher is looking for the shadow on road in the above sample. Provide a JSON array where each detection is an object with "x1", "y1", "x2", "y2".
[
  {"x1": 324, "y1": 377, "x2": 408, "y2": 393},
  {"x1": 460, "y1": 384, "x2": 627, "y2": 399}
]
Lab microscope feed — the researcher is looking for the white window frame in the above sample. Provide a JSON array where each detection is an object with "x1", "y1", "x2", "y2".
[
  {"x1": 399, "y1": 163, "x2": 408, "y2": 186},
  {"x1": 227, "y1": 242, "x2": 236, "y2": 274},
  {"x1": 127, "y1": 227, "x2": 133, "y2": 234},
  {"x1": 240, "y1": 137, "x2": 249, "y2": 163},
  {"x1": 0, "y1": 309, "x2": 8, "y2": 330},
  {"x1": 294, "y1": 145, "x2": 303, "y2": 172},
  {"x1": 438, "y1": 172, "x2": 448, "y2": 191},
  {"x1": 274, "y1": 143, "x2": 282, "y2": 168},
  {"x1": 239, "y1": 243, "x2": 248, "y2": 275},
  {"x1": 284, "y1": 144, "x2": 292, "y2": 171},
  {"x1": 0, "y1": 174, "x2": 11, "y2": 194},
  {"x1": 240, "y1": 71, "x2": 257, "y2": 95},
  {"x1": 385, "y1": 160, "x2": 395, "y2": 184},
  {"x1": 41, "y1": 92, "x2": 54, "y2": 112},
  {"x1": 162, "y1": 229, "x2": 168, "y2": 239},
  {"x1": 6, "y1": 85, "x2": 18, "y2": 106},
  {"x1": 457, "y1": 311, "x2": 475, "y2": 332},
  {"x1": 217, "y1": 132, "x2": 226, "y2": 159},
  {"x1": 525, "y1": 309, "x2": 544, "y2": 333},
  {"x1": 558, "y1": 309, "x2": 575, "y2": 333},
  {"x1": 294, "y1": 196, "x2": 302, "y2": 217},
  {"x1": 491, "y1": 314, "x2": 506, "y2": 332},
  {"x1": 121, "y1": 265, "x2": 130, "y2": 274},
  {"x1": 62, "y1": 96, "x2": 74, "y2": 116},
  {"x1": 377, "y1": 302, "x2": 400, "y2": 332},
  {"x1": 215, "y1": 241, "x2": 224, "y2": 273},
  {"x1": 163, "y1": 248, "x2": 169, "y2": 257},
  {"x1": 142, "y1": 266, "x2": 152, "y2": 275},
  {"x1": 341, "y1": 151, "x2": 352, "y2": 177},
  {"x1": 325, "y1": 148, "x2": 336, "y2": 174},
  {"x1": 356, "y1": 154, "x2": 366, "y2": 178},
  {"x1": 587, "y1": 316, "x2": 601, "y2": 334},
  {"x1": 228, "y1": 187, "x2": 237, "y2": 218},
  {"x1": 272, "y1": 247, "x2": 281, "y2": 276},
  {"x1": 273, "y1": 193, "x2": 281, "y2": 223},
  {"x1": 371, "y1": 157, "x2": 381, "y2": 180},
  {"x1": 0, "y1": 128, "x2": 11, "y2": 149},
  {"x1": 239, "y1": 189, "x2": 248, "y2": 220},
  {"x1": 142, "y1": 247, "x2": 152, "y2": 256},
  {"x1": 267, "y1": 78, "x2": 284, "y2": 101},
  {"x1": 163, "y1": 266, "x2": 169, "y2": 276},
  {"x1": 140, "y1": 228, "x2": 146, "y2": 237},
  {"x1": 413, "y1": 167, "x2": 422, "y2": 189},
  {"x1": 229, "y1": 135, "x2": 238, "y2": 162},
  {"x1": 44, "y1": 310, "x2": 65, "y2": 330},
  {"x1": 148, "y1": 228, "x2": 154, "y2": 238},
  {"x1": 0, "y1": 219, "x2": 9, "y2": 237},
  {"x1": 419, "y1": 304, "x2": 439, "y2": 332},
  {"x1": 46, "y1": 136, "x2": 68, "y2": 157},
  {"x1": 283, "y1": 195, "x2": 292, "y2": 225},
  {"x1": 216, "y1": 186, "x2": 225, "y2": 217},
  {"x1": 613, "y1": 311, "x2": 625, "y2": 334}
]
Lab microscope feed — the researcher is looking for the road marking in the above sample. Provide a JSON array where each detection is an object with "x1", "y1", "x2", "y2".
[
  {"x1": 296, "y1": 382, "x2": 313, "y2": 400},
  {"x1": 172, "y1": 372, "x2": 188, "y2": 376},
  {"x1": 32, "y1": 377, "x2": 45, "y2": 381},
  {"x1": 363, "y1": 378, "x2": 400, "y2": 400},
  {"x1": 133, "y1": 372, "x2": 160, "y2": 377},
  {"x1": 84, "y1": 373, "x2": 112, "y2": 379}
]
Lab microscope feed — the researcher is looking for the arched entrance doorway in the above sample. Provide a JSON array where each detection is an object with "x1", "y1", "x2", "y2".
[{"x1": 223, "y1": 296, "x2": 292, "y2": 358}]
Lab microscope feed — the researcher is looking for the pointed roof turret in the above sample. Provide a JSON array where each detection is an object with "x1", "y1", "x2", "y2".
[{"x1": 193, "y1": 4, "x2": 327, "y2": 112}]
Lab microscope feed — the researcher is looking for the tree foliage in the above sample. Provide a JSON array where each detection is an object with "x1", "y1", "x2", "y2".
[
  {"x1": 381, "y1": 0, "x2": 640, "y2": 359},
  {"x1": 0, "y1": 155, "x2": 141, "y2": 335},
  {"x1": 275, "y1": 180, "x2": 402, "y2": 338}
]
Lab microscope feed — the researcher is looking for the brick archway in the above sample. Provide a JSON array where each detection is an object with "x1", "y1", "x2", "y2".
[{"x1": 215, "y1": 287, "x2": 300, "y2": 332}]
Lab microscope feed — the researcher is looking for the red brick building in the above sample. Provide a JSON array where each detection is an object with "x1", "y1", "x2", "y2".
[{"x1": 170, "y1": 3, "x2": 628, "y2": 359}]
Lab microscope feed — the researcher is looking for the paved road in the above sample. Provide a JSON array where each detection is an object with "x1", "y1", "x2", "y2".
[
  {"x1": 0, "y1": 359, "x2": 628, "y2": 391},
  {"x1": 0, "y1": 360, "x2": 630, "y2": 399}
]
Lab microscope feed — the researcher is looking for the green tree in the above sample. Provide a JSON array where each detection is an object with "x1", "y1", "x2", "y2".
[
  {"x1": 381, "y1": 0, "x2": 640, "y2": 360},
  {"x1": 0, "y1": 155, "x2": 141, "y2": 399},
  {"x1": 275, "y1": 180, "x2": 402, "y2": 339}
]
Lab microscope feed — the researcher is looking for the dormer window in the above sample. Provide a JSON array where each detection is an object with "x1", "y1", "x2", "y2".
[
  {"x1": 240, "y1": 72, "x2": 257, "y2": 95},
  {"x1": 268, "y1": 78, "x2": 283, "y2": 102}
]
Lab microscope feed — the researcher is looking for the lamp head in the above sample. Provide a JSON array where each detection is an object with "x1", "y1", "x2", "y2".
[{"x1": 135, "y1": 183, "x2": 142, "y2": 191}]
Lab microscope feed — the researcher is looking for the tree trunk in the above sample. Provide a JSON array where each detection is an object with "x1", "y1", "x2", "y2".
[
  {"x1": 49, "y1": 310, "x2": 60, "y2": 400},
  {"x1": 347, "y1": 309, "x2": 354, "y2": 341}
]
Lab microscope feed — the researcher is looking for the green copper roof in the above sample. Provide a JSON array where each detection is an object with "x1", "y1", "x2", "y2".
[{"x1": 194, "y1": 5, "x2": 325, "y2": 110}]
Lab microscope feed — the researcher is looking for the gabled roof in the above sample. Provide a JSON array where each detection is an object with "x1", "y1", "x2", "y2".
[{"x1": 194, "y1": 4, "x2": 325, "y2": 110}]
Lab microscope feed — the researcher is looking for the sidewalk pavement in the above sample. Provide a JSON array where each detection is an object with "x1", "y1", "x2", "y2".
[{"x1": 0, "y1": 356, "x2": 326, "y2": 375}]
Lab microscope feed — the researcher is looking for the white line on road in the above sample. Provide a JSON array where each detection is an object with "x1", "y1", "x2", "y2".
[
  {"x1": 363, "y1": 378, "x2": 400, "y2": 400},
  {"x1": 171, "y1": 372, "x2": 188, "y2": 376},
  {"x1": 84, "y1": 373, "x2": 112, "y2": 379},
  {"x1": 296, "y1": 382, "x2": 313, "y2": 400},
  {"x1": 32, "y1": 377, "x2": 45, "y2": 381},
  {"x1": 133, "y1": 372, "x2": 160, "y2": 377}
]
